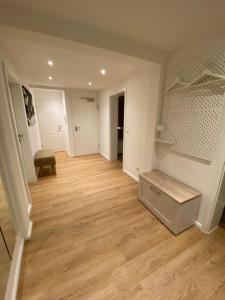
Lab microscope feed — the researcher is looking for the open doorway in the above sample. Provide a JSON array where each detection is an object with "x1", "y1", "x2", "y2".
[{"x1": 109, "y1": 90, "x2": 125, "y2": 166}]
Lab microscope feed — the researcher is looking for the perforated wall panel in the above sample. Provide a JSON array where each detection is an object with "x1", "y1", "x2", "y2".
[{"x1": 161, "y1": 51, "x2": 225, "y2": 162}]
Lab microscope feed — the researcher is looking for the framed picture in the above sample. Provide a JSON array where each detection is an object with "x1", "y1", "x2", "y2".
[{"x1": 22, "y1": 86, "x2": 36, "y2": 126}]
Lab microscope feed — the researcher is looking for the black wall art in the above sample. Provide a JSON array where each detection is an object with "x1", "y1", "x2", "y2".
[{"x1": 22, "y1": 86, "x2": 36, "y2": 126}]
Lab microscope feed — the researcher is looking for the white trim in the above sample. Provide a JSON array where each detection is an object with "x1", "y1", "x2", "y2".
[
  {"x1": 123, "y1": 168, "x2": 139, "y2": 182},
  {"x1": 25, "y1": 221, "x2": 33, "y2": 240},
  {"x1": 195, "y1": 220, "x2": 219, "y2": 234},
  {"x1": 194, "y1": 220, "x2": 203, "y2": 230},
  {"x1": 28, "y1": 203, "x2": 32, "y2": 216},
  {"x1": 202, "y1": 225, "x2": 219, "y2": 234},
  {"x1": 67, "y1": 149, "x2": 73, "y2": 157},
  {"x1": 4, "y1": 236, "x2": 24, "y2": 300},
  {"x1": 100, "y1": 151, "x2": 110, "y2": 160}
]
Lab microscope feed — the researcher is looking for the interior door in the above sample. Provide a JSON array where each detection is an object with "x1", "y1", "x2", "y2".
[
  {"x1": 9, "y1": 83, "x2": 37, "y2": 183},
  {"x1": 35, "y1": 90, "x2": 65, "y2": 150},
  {"x1": 72, "y1": 97, "x2": 98, "y2": 156}
]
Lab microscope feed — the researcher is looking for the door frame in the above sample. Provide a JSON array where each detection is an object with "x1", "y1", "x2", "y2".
[
  {"x1": 4, "y1": 69, "x2": 32, "y2": 206},
  {"x1": 109, "y1": 88, "x2": 126, "y2": 168},
  {"x1": 9, "y1": 81, "x2": 37, "y2": 183},
  {"x1": 0, "y1": 62, "x2": 32, "y2": 237}
]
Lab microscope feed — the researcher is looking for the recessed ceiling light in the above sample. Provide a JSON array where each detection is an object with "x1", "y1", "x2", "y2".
[
  {"x1": 88, "y1": 82, "x2": 92, "y2": 86},
  {"x1": 48, "y1": 60, "x2": 53, "y2": 66},
  {"x1": 48, "y1": 76, "x2": 53, "y2": 80},
  {"x1": 101, "y1": 69, "x2": 106, "y2": 75}
]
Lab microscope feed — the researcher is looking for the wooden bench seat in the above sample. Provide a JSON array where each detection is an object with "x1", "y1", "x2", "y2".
[{"x1": 34, "y1": 149, "x2": 56, "y2": 177}]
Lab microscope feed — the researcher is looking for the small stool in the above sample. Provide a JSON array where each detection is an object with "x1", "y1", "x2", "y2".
[{"x1": 34, "y1": 149, "x2": 56, "y2": 177}]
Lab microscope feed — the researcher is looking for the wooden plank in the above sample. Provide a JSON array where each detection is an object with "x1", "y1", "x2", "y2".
[{"x1": 140, "y1": 170, "x2": 201, "y2": 203}]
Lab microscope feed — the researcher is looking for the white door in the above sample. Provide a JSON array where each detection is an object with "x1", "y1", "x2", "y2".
[
  {"x1": 34, "y1": 90, "x2": 65, "y2": 150},
  {"x1": 9, "y1": 83, "x2": 37, "y2": 183},
  {"x1": 72, "y1": 97, "x2": 98, "y2": 156}
]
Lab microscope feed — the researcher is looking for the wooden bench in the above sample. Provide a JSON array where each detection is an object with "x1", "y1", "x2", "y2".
[
  {"x1": 139, "y1": 170, "x2": 201, "y2": 235},
  {"x1": 34, "y1": 149, "x2": 56, "y2": 177}
]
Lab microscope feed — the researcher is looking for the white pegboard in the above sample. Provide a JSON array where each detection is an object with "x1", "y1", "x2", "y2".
[
  {"x1": 166, "y1": 51, "x2": 225, "y2": 89},
  {"x1": 161, "y1": 51, "x2": 225, "y2": 162}
]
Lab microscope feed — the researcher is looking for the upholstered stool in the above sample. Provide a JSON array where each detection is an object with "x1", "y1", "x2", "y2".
[{"x1": 34, "y1": 149, "x2": 56, "y2": 177}]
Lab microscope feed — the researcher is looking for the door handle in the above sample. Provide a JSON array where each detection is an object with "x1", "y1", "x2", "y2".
[
  {"x1": 75, "y1": 126, "x2": 80, "y2": 131},
  {"x1": 18, "y1": 133, "x2": 23, "y2": 142},
  {"x1": 57, "y1": 125, "x2": 62, "y2": 132}
]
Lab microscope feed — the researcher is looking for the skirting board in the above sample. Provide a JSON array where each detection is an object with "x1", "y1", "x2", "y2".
[
  {"x1": 25, "y1": 221, "x2": 33, "y2": 240},
  {"x1": 100, "y1": 151, "x2": 110, "y2": 160},
  {"x1": 195, "y1": 220, "x2": 203, "y2": 231},
  {"x1": 194, "y1": 220, "x2": 218, "y2": 234},
  {"x1": 28, "y1": 203, "x2": 32, "y2": 216},
  {"x1": 4, "y1": 235, "x2": 24, "y2": 300},
  {"x1": 123, "y1": 168, "x2": 139, "y2": 182}
]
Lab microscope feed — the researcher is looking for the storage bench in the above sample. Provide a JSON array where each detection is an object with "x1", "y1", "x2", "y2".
[
  {"x1": 138, "y1": 170, "x2": 201, "y2": 235},
  {"x1": 34, "y1": 149, "x2": 56, "y2": 177}
]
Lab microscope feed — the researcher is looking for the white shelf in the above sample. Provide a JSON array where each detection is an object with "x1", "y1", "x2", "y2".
[
  {"x1": 164, "y1": 70, "x2": 225, "y2": 94},
  {"x1": 189, "y1": 69, "x2": 225, "y2": 87},
  {"x1": 165, "y1": 79, "x2": 188, "y2": 94},
  {"x1": 155, "y1": 138, "x2": 174, "y2": 145}
]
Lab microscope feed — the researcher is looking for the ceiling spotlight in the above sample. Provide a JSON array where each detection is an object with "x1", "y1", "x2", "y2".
[
  {"x1": 101, "y1": 69, "x2": 106, "y2": 75},
  {"x1": 48, "y1": 76, "x2": 53, "y2": 80},
  {"x1": 88, "y1": 82, "x2": 92, "y2": 86},
  {"x1": 48, "y1": 60, "x2": 53, "y2": 66}
]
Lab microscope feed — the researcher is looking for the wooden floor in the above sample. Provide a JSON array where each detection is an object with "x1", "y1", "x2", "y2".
[{"x1": 18, "y1": 152, "x2": 225, "y2": 300}]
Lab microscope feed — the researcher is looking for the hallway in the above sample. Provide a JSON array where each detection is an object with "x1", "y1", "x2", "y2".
[{"x1": 17, "y1": 153, "x2": 225, "y2": 300}]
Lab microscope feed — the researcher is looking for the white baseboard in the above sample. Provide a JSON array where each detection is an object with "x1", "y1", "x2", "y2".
[
  {"x1": 25, "y1": 221, "x2": 33, "y2": 240},
  {"x1": 100, "y1": 151, "x2": 110, "y2": 160},
  {"x1": 5, "y1": 235, "x2": 24, "y2": 300},
  {"x1": 28, "y1": 203, "x2": 32, "y2": 216},
  {"x1": 195, "y1": 220, "x2": 219, "y2": 234},
  {"x1": 67, "y1": 149, "x2": 74, "y2": 157},
  {"x1": 123, "y1": 168, "x2": 139, "y2": 182},
  {"x1": 202, "y1": 225, "x2": 219, "y2": 234},
  {"x1": 195, "y1": 220, "x2": 203, "y2": 231}
]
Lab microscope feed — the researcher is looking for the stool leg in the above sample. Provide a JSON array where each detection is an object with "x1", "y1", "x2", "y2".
[
  {"x1": 39, "y1": 166, "x2": 43, "y2": 177},
  {"x1": 52, "y1": 164, "x2": 56, "y2": 175}
]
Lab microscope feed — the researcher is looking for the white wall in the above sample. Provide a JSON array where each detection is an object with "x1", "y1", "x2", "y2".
[
  {"x1": 168, "y1": 33, "x2": 225, "y2": 67},
  {"x1": 156, "y1": 40, "x2": 225, "y2": 232},
  {"x1": 98, "y1": 64, "x2": 161, "y2": 180},
  {"x1": 64, "y1": 88, "x2": 99, "y2": 156}
]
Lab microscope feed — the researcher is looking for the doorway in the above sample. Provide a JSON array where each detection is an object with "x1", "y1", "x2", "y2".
[
  {"x1": 33, "y1": 89, "x2": 67, "y2": 151},
  {"x1": 109, "y1": 91, "x2": 125, "y2": 165}
]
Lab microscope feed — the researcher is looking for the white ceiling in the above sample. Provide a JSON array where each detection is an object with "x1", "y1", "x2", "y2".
[
  {"x1": 1, "y1": 0, "x2": 225, "y2": 52},
  {"x1": 0, "y1": 27, "x2": 140, "y2": 89}
]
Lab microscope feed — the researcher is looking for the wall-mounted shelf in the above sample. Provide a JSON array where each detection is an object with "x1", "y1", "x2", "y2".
[
  {"x1": 164, "y1": 70, "x2": 225, "y2": 95},
  {"x1": 189, "y1": 70, "x2": 225, "y2": 87},
  {"x1": 155, "y1": 138, "x2": 174, "y2": 145},
  {"x1": 165, "y1": 79, "x2": 188, "y2": 94}
]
